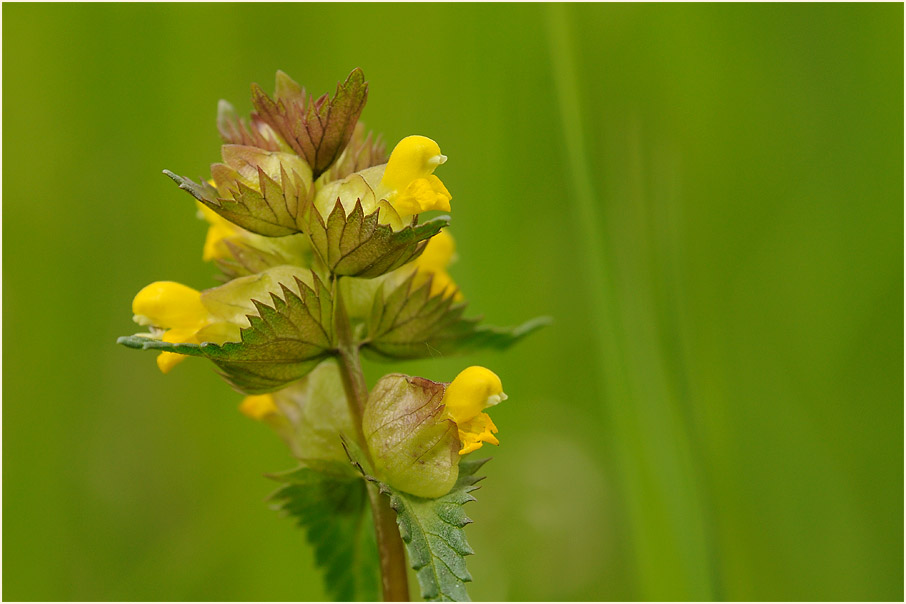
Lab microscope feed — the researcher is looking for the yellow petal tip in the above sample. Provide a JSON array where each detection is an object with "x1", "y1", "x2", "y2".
[{"x1": 239, "y1": 394, "x2": 279, "y2": 421}]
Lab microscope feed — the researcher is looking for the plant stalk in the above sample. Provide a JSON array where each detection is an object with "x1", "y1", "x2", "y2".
[{"x1": 334, "y1": 278, "x2": 411, "y2": 602}]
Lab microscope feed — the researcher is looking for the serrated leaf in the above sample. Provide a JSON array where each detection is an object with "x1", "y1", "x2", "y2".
[
  {"x1": 307, "y1": 198, "x2": 449, "y2": 278},
  {"x1": 216, "y1": 99, "x2": 283, "y2": 152},
  {"x1": 252, "y1": 69, "x2": 368, "y2": 178},
  {"x1": 164, "y1": 164, "x2": 309, "y2": 237},
  {"x1": 380, "y1": 459, "x2": 489, "y2": 602},
  {"x1": 325, "y1": 122, "x2": 388, "y2": 182},
  {"x1": 118, "y1": 335, "x2": 206, "y2": 356},
  {"x1": 269, "y1": 462, "x2": 380, "y2": 602},
  {"x1": 363, "y1": 272, "x2": 551, "y2": 360},
  {"x1": 341, "y1": 446, "x2": 487, "y2": 601},
  {"x1": 117, "y1": 275, "x2": 335, "y2": 393}
]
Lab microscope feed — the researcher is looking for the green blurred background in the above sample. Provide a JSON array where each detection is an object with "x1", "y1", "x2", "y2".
[{"x1": 4, "y1": 3, "x2": 902, "y2": 601}]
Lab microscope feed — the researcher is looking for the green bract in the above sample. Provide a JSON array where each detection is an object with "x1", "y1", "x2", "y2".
[
  {"x1": 306, "y1": 198, "x2": 449, "y2": 278},
  {"x1": 252, "y1": 69, "x2": 368, "y2": 179},
  {"x1": 363, "y1": 374, "x2": 459, "y2": 499},
  {"x1": 269, "y1": 360, "x2": 356, "y2": 462},
  {"x1": 164, "y1": 164, "x2": 310, "y2": 238},
  {"x1": 365, "y1": 272, "x2": 550, "y2": 360}
]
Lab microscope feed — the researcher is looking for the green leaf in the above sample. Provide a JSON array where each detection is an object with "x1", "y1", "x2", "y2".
[
  {"x1": 363, "y1": 272, "x2": 551, "y2": 360},
  {"x1": 381, "y1": 459, "x2": 489, "y2": 602},
  {"x1": 307, "y1": 198, "x2": 449, "y2": 278},
  {"x1": 252, "y1": 69, "x2": 369, "y2": 178},
  {"x1": 342, "y1": 444, "x2": 488, "y2": 602},
  {"x1": 269, "y1": 461, "x2": 380, "y2": 602},
  {"x1": 163, "y1": 165, "x2": 308, "y2": 238},
  {"x1": 118, "y1": 335, "x2": 206, "y2": 356},
  {"x1": 117, "y1": 274, "x2": 335, "y2": 393}
]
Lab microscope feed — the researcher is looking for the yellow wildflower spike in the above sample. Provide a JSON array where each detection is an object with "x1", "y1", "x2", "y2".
[
  {"x1": 442, "y1": 366, "x2": 507, "y2": 455},
  {"x1": 380, "y1": 135, "x2": 452, "y2": 214},
  {"x1": 239, "y1": 394, "x2": 279, "y2": 421}
]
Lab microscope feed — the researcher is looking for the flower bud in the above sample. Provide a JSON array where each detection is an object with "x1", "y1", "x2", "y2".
[
  {"x1": 216, "y1": 99, "x2": 288, "y2": 153},
  {"x1": 363, "y1": 374, "x2": 459, "y2": 498},
  {"x1": 211, "y1": 144, "x2": 312, "y2": 199}
]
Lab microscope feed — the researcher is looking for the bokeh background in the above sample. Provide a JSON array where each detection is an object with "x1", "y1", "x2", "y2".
[{"x1": 4, "y1": 3, "x2": 902, "y2": 601}]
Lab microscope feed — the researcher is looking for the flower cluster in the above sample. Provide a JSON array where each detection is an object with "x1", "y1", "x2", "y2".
[
  {"x1": 120, "y1": 70, "x2": 541, "y2": 499},
  {"x1": 118, "y1": 69, "x2": 549, "y2": 603}
]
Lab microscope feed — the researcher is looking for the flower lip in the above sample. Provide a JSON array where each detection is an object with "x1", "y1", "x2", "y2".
[
  {"x1": 486, "y1": 392, "x2": 508, "y2": 408},
  {"x1": 132, "y1": 313, "x2": 154, "y2": 327}
]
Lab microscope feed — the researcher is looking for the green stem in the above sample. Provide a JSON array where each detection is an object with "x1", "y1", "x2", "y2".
[
  {"x1": 366, "y1": 483, "x2": 411, "y2": 602},
  {"x1": 334, "y1": 278, "x2": 411, "y2": 602}
]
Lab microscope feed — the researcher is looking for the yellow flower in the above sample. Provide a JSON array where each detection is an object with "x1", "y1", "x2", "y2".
[
  {"x1": 132, "y1": 281, "x2": 211, "y2": 373},
  {"x1": 196, "y1": 197, "x2": 312, "y2": 266},
  {"x1": 197, "y1": 201, "x2": 241, "y2": 262},
  {"x1": 442, "y1": 366, "x2": 507, "y2": 455},
  {"x1": 131, "y1": 267, "x2": 314, "y2": 374},
  {"x1": 315, "y1": 169, "x2": 406, "y2": 230},
  {"x1": 312, "y1": 134, "x2": 451, "y2": 231},
  {"x1": 239, "y1": 394, "x2": 279, "y2": 420},
  {"x1": 238, "y1": 393, "x2": 301, "y2": 459},
  {"x1": 380, "y1": 135, "x2": 452, "y2": 215},
  {"x1": 411, "y1": 229, "x2": 463, "y2": 300},
  {"x1": 131, "y1": 279, "x2": 253, "y2": 373}
]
